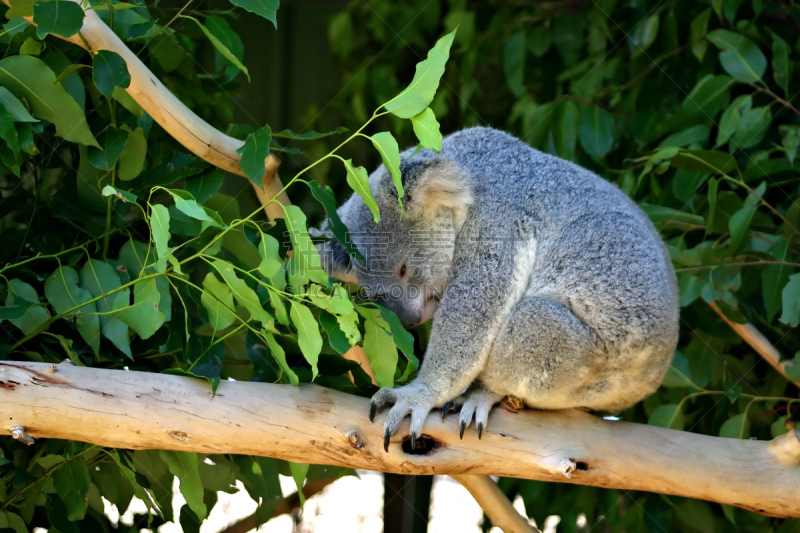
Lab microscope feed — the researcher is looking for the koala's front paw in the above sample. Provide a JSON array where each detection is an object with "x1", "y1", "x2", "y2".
[{"x1": 369, "y1": 385, "x2": 435, "y2": 452}]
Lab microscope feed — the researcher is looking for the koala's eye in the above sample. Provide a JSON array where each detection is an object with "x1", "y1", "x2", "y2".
[{"x1": 398, "y1": 262, "x2": 407, "y2": 279}]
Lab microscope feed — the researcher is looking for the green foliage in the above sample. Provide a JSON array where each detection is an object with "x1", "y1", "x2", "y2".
[
  {"x1": 0, "y1": 0, "x2": 441, "y2": 528},
  {"x1": 309, "y1": 1, "x2": 800, "y2": 531}
]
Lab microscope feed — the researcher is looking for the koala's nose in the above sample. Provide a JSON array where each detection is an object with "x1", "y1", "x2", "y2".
[{"x1": 373, "y1": 295, "x2": 421, "y2": 328}]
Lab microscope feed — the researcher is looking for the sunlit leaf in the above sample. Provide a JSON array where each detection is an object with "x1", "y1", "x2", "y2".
[
  {"x1": 290, "y1": 301, "x2": 322, "y2": 378},
  {"x1": 383, "y1": 29, "x2": 456, "y2": 118}
]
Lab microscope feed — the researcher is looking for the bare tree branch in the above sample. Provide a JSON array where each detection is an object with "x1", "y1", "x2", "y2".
[
  {"x1": 1, "y1": 362, "x2": 798, "y2": 518},
  {"x1": 708, "y1": 301, "x2": 799, "y2": 388}
]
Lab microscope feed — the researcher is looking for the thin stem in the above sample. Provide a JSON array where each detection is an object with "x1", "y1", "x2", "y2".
[
  {"x1": 102, "y1": 166, "x2": 117, "y2": 259},
  {"x1": 750, "y1": 83, "x2": 800, "y2": 118}
]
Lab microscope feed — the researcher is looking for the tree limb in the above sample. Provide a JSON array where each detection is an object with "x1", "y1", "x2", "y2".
[
  {"x1": 708, "y1": 301, "x2": 799, "y2": 388},
  {"x1": 1, "y1": 362, "x2": 798, "y2": 518},
  {"x1": 451, "y1": 475, "x2": 539, "y2": 533}
]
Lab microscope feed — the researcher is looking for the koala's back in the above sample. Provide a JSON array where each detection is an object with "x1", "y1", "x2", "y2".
[{"x1": 426, "y1": 127, "x2": 679, "y2": 408}]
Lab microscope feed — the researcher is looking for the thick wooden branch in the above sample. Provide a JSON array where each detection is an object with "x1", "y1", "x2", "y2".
[
  {"x1": 1, "y1": 362, "x2": 798, "y2": 518},
  {"x1": 1, "y1": 0, "x2": 290, "y2": 220}
]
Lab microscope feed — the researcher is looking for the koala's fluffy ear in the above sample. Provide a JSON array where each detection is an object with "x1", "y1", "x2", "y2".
[
  {"x1": 404, "y1": 159, "x2": 473, "y2": 230},
  {"x1": 316, "y1": 238, "x2": 358, "y2": 284}
]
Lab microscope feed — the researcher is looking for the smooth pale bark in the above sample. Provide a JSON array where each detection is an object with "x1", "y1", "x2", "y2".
[{"x1": 1, "y1": 362, "x2": 798, "y2": 518}]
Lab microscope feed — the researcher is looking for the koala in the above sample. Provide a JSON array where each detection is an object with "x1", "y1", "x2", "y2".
[{"x1": 318, "y1": 127, "x2": 679, "y2": 451}]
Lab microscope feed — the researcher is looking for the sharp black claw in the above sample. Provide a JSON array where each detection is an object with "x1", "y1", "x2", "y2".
[
  {"x1": 410, "y1": 432, "x2": 417, "y2": 450},
  {"x1": 477, "y1": 422, "x2": 484, "y2": 440},
  {"x1": 441, "y1": 402, "x2": 454, "y2": 420},
  {"x1": 384, "y1": 430, "x2": 390, "y2": 452},
  {"x1": 459, "y1": 419, "x2": 466, "y2": 439},
  {"x1": 369, "y1": 402, "x2": 377, "y2": 423}
]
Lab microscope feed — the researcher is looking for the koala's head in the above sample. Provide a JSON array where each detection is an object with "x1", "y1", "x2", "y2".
[{"x1": 319, "y1": 156, "x2": 473, "y2": 327}]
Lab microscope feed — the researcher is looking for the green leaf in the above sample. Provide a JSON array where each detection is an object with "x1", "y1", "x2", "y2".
[
  {"x1": 33, "y1": 0, "x2": 85, "y2": 39},
  {"x1": 185, "y1": 169, "x2": 223, "y2": 203},
  {"x1": 257, "y1": 231, "x2": 282, "y2": 279},
  {"x1": 670, "y1": 149, "x2": 737, "y2": 174},
  {"x1": 527, "y1": 25, "x2": 551, "y2": 57},
  {"x1": 0, "y1": 55, "x2": 98, "y2": 146},
  {"x1": 101, "y1": 185, "x2": 137, "y2": 204},
  {"x1": 648, "y1": 403, "x2": 684, "y2": 430},
  {"x1": 163, "y1": 188, "x2": 222, "y2": 228},
  {"x1": 210, "y1": 259, "x2": 273, "y2": 327},
  {"x1": 87, "y1": 128, "x2": 128, "y2": 170},
  {"x1": 45, "y1": 266, "x2": 100, "y2": 355},
  {"x1": 117, "y1": 126, "x2": 147, "y2": 181},
  {"x1": 282, "y1": 204, "x2": 329, "y2": 286},
  {"x1": 0, "y1": 87, "x2": 38, "y2": 122},
  {"x1": 707, "y1": 29, "x2": 767, "y2": 83},
  {"x1": 306, "y1": 180, "x2": 363, "y2": 260},
  {"x1": 383, "y1": 29, "x2": 456, "y2": 118},
  {"x1": 200, "y1": 272, "x2": 237, "y2": 331},
  {"x1": 92, "y1": 50, "x2": 131, "y2": 98},
  {"x1": 149, "y1": 204, "x2": 171, "y2": 273},
  {"x1": 578, "y1": 104, "x2": 614, "y2": 159},
  {"x1": 780, "y1": 125, "x2": 800, "y2": 165},
  {"x1": 158, "y1": 451, "x2": 207, "y2": 520},
  {"x1": 770, "y1": 30, "x2": 792, "y2": 92},
  {"x1": 4, "y1": 278, "x2": 50, "y2": 335},
  {"x1": 378, "y1": 306, "x2": 418, "y2": 380},
  {"x1": 719, "y1": 413, "x2": 751, "y2": 439},
  {"x1": 359, "y1": 308, "x2": 397, "y2": 388},
  {"x1": 689, "y1": 8, "x2": 712, "y2": 61},
  {"x1": 0, "y1": 301, "x2": 34, "y2": 320},
  {"x1": 370, "y1": 131, "x2": 404, "y2": 207},
  {"x1": 288, "y1": 462, "x2": 309, "y2": 506},
  {"x1": 19, "y1": 36, "x2": 42, "y2": 56},
  {"x1": 236, "y1": 124, "x2": 271, "y2": 187},
  {"x1": 342, "y1": 158, "x2": 380, "y2": 222},
  {"x1": 306, "y1": 284, "x2": 353, "y2": 316},
  {"x1": 318, "y1": 309, "x2": 353, "y2": 355},
  {"x1": 715, "y1": 95, "x2": 750, "y2": 148},
  {"x1": 228, "y1": 0, "x2": 279, "y2": 27},
  {"x1": 265, "y1": 332, "x2": 298, "y2": 385},
  {"x1": 553, "y1": 99, "x2": 578, "y2": 161},
  {"x1": 290, "y1": 301, "x2": 322, "y2": 378},
  {"x1": 730, "y1": 106, "x2": 771, "y2": 149},
  {"x1": 0, "y1": 106, "x2": 19, "y2": 155},
  {"x1": 409, "y1": 107, "x2": 442, "y2": 153},
  {"x1": 661, "y1": 351, "x2": 695, "y2": 388},
  {"x1": 0, "y1": 511, "x2": 27, "y2": 533},
  {"x1": 631, "y1": 14, "x2": 659, "y2": 56},
  {"x1": 771, "y1": 415, "x2": 792, "y2": 438},
  {"x1": 727, "y1": 183, "x2": 764, "y2": 253},
  {"x1": 79, "y1": 258, "x2": 131, "y2": 358},
  {"x1": 53, "y1": 458, "x2": 91, "y2": 521},
  {"x1": 272, "y1": 127, "x2": 347, "y2": 140},
  {"x1": 658, "y1": 124, "x2": 710, "y2": 149},
  {"x1": 503, "y1": 31, "x2": 526, "y2": 97},
  {"x1": 205, "y1": 16, "x2": 245, "y2": 78},
  {"x1": 6, "y1": 0, "x2": 35, "y2": 18},
  {"x1": 181, "y1": 15, "x2": 249, "y2": 80},
  {"x1": 780, "y1": 273, "x2": 800, "y2": 327},
  {"x1": 116, "y1": 278, "x2": 166, "y2": 339},
  {"x1": 762, "y1": 238, "x2": 792, "y2": 322}
]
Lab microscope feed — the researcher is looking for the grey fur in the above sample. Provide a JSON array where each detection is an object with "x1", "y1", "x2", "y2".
[{"x1": 321, "y1": 127, "x2": 679, "y2": 446}]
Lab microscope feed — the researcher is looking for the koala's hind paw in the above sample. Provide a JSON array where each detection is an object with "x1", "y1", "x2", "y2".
[
  {"x1": 369, "y1": 385, "x2": 435, "y2": 452},
  {"x1": 452, "y1": 387, "x2": 502, "y2": 440}
]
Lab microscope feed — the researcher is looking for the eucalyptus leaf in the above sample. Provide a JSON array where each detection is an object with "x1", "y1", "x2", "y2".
[
  {"x1": 290, "y1": 300, "x2": 322, "y2": 378},
  {"x1": 383, "y1": 29, "x2": 456, "y2": 118},
  {"x1": 92, "y1": 50, "x2": 131, "y2": 98}
]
